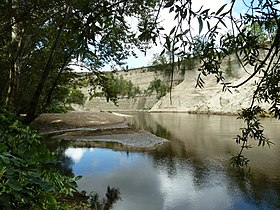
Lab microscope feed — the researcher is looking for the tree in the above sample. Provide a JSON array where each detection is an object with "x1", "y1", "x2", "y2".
[
  {"x1": 90, "y1": 74, "x2": 141, "y2": 102},
  {"x1": 155, "y1": 0, "x2": 279, "y2": 172},
  {"x1": 0, "y1": 0, "x2": 159, "y2": 123},
  {"x1": 147, "y1": 78, "x2": 169, "y2": 100}
]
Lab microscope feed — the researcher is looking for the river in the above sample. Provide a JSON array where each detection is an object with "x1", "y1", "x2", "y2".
[{"x1": 62, "y1": 112, "x2": 280, "y2": 210}]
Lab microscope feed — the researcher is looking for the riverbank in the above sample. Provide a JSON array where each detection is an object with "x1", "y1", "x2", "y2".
[
  {"x1": 32, "y1": 111, "x2": 167, "y2": 150},
  {"x1": 32, "y1": 111, "x2": 126, "y2": 133}
]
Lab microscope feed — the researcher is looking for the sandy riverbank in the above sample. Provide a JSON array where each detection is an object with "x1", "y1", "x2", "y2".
[{"x1": 32, "y1": 111, "x2": 167, "y2": 150}]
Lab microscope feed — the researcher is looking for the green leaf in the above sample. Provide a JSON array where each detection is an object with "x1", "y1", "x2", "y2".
[
  {"x1": 165, "y1": 36, "x2": 171, "y2": 50},
  {"x1": 0, "y1": 143, "x2": 7, "y2": 152},
  {"x1": 219, "y1": 18, "x2": 227, "y2": 29},
  {"x1": 216, "y1": 4, "x2": 227, "y2": 15},
  {"x1": 41, "y1": 182, "x2": 55, "y2": 192},
  {"x1": 202, "y1": 9, "x2": 210, "y2": 15},
  {"x1": 8, "y1": 180, "x2": 23, "y2": 191},
  {"x1": 198, "y1": 17, "x2": 203, "y2": 34},
  {"x1": 160, "y1": 49, "x2": 166, "y2": 56},
  {"x1": 169, "y1": 26, "x2": 176, "y2": 35},
  {"x1": 164, "y1": 0, "x2": 174, "y2": 8},
  {"x1": 75, "y1": 175, "x2": 82, "y2": 181},
  {"x1": 0, "y1": 154, "x2": 10, "y2": 164},
  {"x1": 44, "y1": 193, "x2": 57, "y2": 207},
  {"x1": 207, "y1": 21, "x2": 210, "y2": 31}
]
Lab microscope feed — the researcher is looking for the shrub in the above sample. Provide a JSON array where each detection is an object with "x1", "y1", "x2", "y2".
[
  {"x1": 147, "y1": 79, "x2": 169, "y2": 100},
  {"x1": 45, "y1": 104, "x2": 74, "y2": 113},
  {"x1": 0, "y1": 108, "x2": 79, "y2": 209}
]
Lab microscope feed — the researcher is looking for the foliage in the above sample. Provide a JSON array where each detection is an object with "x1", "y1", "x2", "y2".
[
  {"x1": 0, "y1": 108, "x2": 79, "y2": 209},
  {"x1": 180, "y1": 56, "x2": 197, "y2": 72},
  {"x1": 150, "y1": 53, "x2": 173, "y2": 76},
  {"x1": 147, "y1": 79, "x2": 169, "y2": 100},
  {"x1": 90, "y1": 74, "x2": 141, "y2": 103},
  {"x1": 245, "y1": 22, "x2": 270, "y2": 46},
  {"x1": 0, "y1": 0, "x2": 279, "y2": 176},
  {"x1": 0, "y1": 0, "x2": 159, "y2": 123},
  {"x1": 150, "y1": 53, "x2": 197, "y2": 78},
  {"x1": 43, "y1": 80, "x2": 85, "y2": 113},
  {"x1": 191, "y1": 36, "x2": 206, "y2": 57},
  {"x1": 45, "y1": 104, "x2": 74, "y2": 114},
  {"x1": 177, "y1": 55, "x2": 198, "y2": 76},
  {"x1": 66, "y1": 88, "x2": 85, "y2": 106},
  {"x1": 230, "y1": 106, "x2": 274, "y2": 168}
]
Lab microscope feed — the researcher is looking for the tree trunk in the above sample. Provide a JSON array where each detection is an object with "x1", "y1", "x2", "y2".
[
  {"x1": 5, "y1": 62, "x2": 16, "y2": 110},
  {"x1": 5, "y1": 6, "x2": 22, "y2": 111},
  {"x1": 40, "y1": 51, "x2": 74, "y2": 114},
  {"x1": 169, "y1": 53, "x2": 175, "y2": 105},
  {"x1": 24, "y1": 26, "x2": 63, "y2": 124},
  {"x1": 24, "y1": 5, "x2": 71, "y2": 124}
]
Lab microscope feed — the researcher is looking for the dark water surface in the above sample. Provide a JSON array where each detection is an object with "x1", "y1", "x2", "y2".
[{"x1": 62, "y1": 113, "x2": 280, "y2": 210}]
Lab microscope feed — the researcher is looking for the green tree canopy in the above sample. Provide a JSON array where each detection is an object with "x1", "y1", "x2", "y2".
[{"x1": 0, "y1": 0, "x2": 158, "y2": 123}]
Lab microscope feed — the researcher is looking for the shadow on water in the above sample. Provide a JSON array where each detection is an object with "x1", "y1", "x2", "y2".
[
  {"x1": 42, "y1": 138, "x2": 74, "y2": 176},
  {"x1": 44, "y1": 112, "x2": 280, "y2": 209}
]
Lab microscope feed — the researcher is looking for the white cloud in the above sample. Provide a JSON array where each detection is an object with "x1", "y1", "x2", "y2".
[
  {"x1": 65, "y1": 148, "x2": 86, "y2": 163},
  {"x1": 157, "y1": 167, "x2": 233, "y2": 210}
]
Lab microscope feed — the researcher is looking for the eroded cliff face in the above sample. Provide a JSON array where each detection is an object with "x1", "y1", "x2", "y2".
[
  {"x1": 74, "y1": 67, "x2": 184, "y2": 112},
  {"x1": 150, "y1": 56, "x2": 270, "y2": 114},
  {"x1": 75, "y1": 56, "x2": 270, "y2": 114}
]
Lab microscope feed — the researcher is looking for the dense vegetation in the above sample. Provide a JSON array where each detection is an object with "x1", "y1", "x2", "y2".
[
  {"x1": 89, "y1": 72, "x2": 171, "y2": 102},
  {"x1": 0, "y1": 108, "x2": 79, "y2": 209},
  {"x1": 0, "y1": 108, "x2": 121, "y2": 208},
  {"x1": 150, "y1": 50, "x2": 198, "y2": 73},
  {"x1": 45, "y1": 84, "x2": 85, "y2": 113}
]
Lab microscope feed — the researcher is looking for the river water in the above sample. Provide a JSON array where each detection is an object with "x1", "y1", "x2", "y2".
[{"x1": 63, "y1": 112, "x2": 280, "y2": 210}]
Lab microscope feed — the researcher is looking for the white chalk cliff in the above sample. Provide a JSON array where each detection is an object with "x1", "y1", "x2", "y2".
[
  {"x1": 150, "y1": 56, "x2": 270, "y2": 114},
  {"x1": 77, "y1": 55, "x2": 270, "y2": 114}
]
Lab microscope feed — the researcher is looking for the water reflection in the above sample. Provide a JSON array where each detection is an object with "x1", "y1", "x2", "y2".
[
  {"x1": 88, "y1": 186, "x2": 120, "y2": 210},
  {"x1": 129, "y1": 112, "x2": 280, "y2": 177},
  {"x1": 62, "y1": 113, "x2": 280, "y2": 210}
]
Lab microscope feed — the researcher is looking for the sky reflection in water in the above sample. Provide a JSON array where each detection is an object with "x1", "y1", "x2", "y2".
[{"x1": 64, "y1": 113, "x2": 280, "y2": 210}]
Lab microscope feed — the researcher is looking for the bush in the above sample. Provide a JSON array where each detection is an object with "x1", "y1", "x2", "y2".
[
  {"x1": 147, "y1": 79, "x2": 169, "y2": 100},
  {"x1": 66, "y1": 88, "x2": 85, "y2": 105},
  {"x1": 45, "y1": 104, "x2": 74, "y2": 113},
  {"x1": 0, "y1": 108, "x2": 79, "y2": 209}
]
